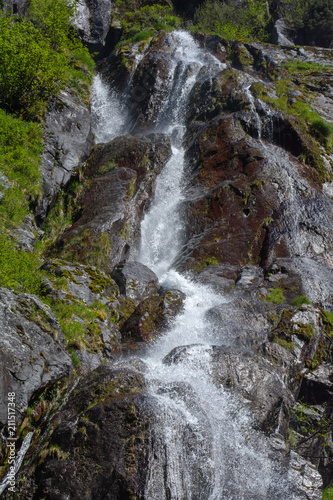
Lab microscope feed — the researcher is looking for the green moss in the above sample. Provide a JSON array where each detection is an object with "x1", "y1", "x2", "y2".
[
  {"x1": 97, "y1": 160, "x2": 118, "y2": 175},
  {"x1": 71, "y1": 351, "x2": 81, "y2": 368},
  {"x1": 263, "y1": 288, "x2": 285, "y2": 305},
  {"x1": 124, "y1": 175, "x2": 137, "y2": 201},
  {"x1": 294, "y1": 322, "x2": 315, "y2": 341},
  {"x1": 58, "y1": 230, "x2": 112, "y2": 268},
  {"x1": 261, "y1": 217, "x2": 273, "y2": 228},
  {"x1": 0, "y1": 233, "x2": 43, "y2": 294},
  {"x1": 43, "y1": 178, "x2": 85, "y2": 246},
  {"x1": 272, "y1": 335, "x2": 295, "y2": 352},
  {"x1": 292, "y1": 296, "x2": 312, "y2": 306},
  {"x1": 306, "y1": 339, "x2": 326, "y2": 370},
  {"x1": 193, "y1": 256, "x2": 219, "y2": 271},
  {"x1": 118, "y1": 222, "x2": 131, "y2": 242}
]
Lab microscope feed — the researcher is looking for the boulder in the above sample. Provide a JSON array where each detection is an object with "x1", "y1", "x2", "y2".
[
  {"x1": 8, "y1": 365, "x2": 151, "y2": 500},
  {"x1": 111, "y1": 261, "x2": 159, "y2": 306},
  {"x1": 272, "y1": 19, "x2": 296, "y2": 47},
  {"x1": 164, "y1": 343, "x2": 293, "y2": 433}
]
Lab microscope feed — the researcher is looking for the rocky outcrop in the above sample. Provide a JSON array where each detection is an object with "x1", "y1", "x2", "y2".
[
  {"x1": 129, "y1": 33, "x2": 175, "y2": 132},
  {"x1": 51, "y1": 133, "x2": 171, "y2": 268},
  {"x1": 0, "y1": 288, "x2": 71, "y2": 429},
  {"x1": 7, "y1": 364, "x2": 151, "y2": 500},
  {"x1": 272, "y1": 19, "x2": 296, "y2": 47},
  {"x1": 74, "y1": 0, "x2": 112, "y2": 47},
  {"x1": 37, "y1": 90, "x2": 93, "y2": 223},
  {"x1": 2, "y1": 0, "x2": 27, "y2": 15}
]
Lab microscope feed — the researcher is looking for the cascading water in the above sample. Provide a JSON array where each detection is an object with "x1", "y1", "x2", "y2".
[
  {"x1": 90, "y1": 30, "x2": 305, "y2": 498},
  {"x1": 137, "y1": 32, "x2": 293, "y2": 499},
  {"x1": 91, "y1": 74, "x2": 127, "y2": 143}
]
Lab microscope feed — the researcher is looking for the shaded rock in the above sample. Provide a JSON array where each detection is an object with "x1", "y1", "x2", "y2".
[
  {"x1": 2, "y1": 0, "x2": 27, "y2": 15},
  {"x1": 272, "y1": 19, "x2": 296, "y2": 47},
  {"x1": 194, "y1": 33, "x2": 228, "y2": 63},
  {"x1": 120, "y1": 288, "x2": 184, "y2": 344},
  {"x1": 103, "y1": 38, "x2": 152, "y2": 92},
  {"x1": 10, "y1": 366, "x2": 151, "y2": 500},
  {"x1": 111, "y1": 261, "x2": 159, "y2": 306},
  {"x1": 0, "y1": 288, "x2": 71, "y2": 428},
  {"x1": 186, "y1": 68, "x2": 250, "y2": 124},
  {"x1": 52, "y1": 134, "x2": 171, "y2": 268},
  {"x1": 129, "y1": 32, "x2": 174, "y2": 131},
  {"x1": 298, "y1": 363, "x2": 333, "y2": 406},
  {"x1": 74, "y1": 0, "x2": 112, "y2": 47},
  {"x1": 37, "y1": 90, "x2": 93, "y2": 223},
  {"x1": 231, "y1": 41, "x2": 255, "y2": 71}
]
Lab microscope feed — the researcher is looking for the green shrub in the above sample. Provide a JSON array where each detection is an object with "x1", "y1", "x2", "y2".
[
  {"x1": 194, "y1": 0, "x2": 270, "y2": 41},
  {"x1": 115, "y1": 3, "x2": 182, "y2": 46},
  {"x1": 0, "y1": 234, "x2": 43, "y2": 294},
  {"x1": 0, "y1": 109, "x2": 43, "y2": 226},
  {"x1": 28, "y1": 0, "x2": 76, "y2": 51},
  {"x1": 0, "y1": 14, "x2": 68, "y2": 115},
  {"x1": 323, "y1": 487, "x2": 333, "y2": 500}
]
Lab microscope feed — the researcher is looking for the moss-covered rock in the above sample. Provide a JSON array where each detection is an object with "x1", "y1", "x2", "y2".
[{"x1": 9, "y1": 366, "x2": 151, "y2": 500}]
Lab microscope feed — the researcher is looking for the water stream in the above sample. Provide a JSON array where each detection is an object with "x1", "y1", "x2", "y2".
[{"x1": 92, "y1": 31, "x2": 295, "y2": 499}]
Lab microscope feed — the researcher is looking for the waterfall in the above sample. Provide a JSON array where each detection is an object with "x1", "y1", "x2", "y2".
[
  {"x1": 90, "y1": 30, "x2": 306, "y2": 499},
  {"x1": 137, "y1": 32, "x2": 292, "y2": 499},
  {"x1": 91, "y1": 74, "x2": 126, "y2": 143}
]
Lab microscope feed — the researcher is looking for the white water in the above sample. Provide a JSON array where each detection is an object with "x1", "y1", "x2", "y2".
[
  {"x1": 91, "y1": 74, "x2": 126, "y2": 143},
  {"x1": 0, "y1": 432, "x2": 33, "y2": 495}
]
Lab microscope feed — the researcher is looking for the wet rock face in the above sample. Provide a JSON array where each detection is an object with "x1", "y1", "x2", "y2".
[
  {"x1": 180, "y1": 115, "x2": 279, "y2": 270},
  {"x1": 164, "y1": 343, "x2": 293, "y2": 433},
  {"x1": 11, "y1": 365, "x2": 151, "y2": 500},
  {"x1": 37, "y1": 90, "x2": 93, "y2": 223},
  {"x1": 53, "y1": 134, "x2": 172, "y2": 268},
  {"x1": 129, "y1": 33, "x2": 174, "y2": 132},
  {"x1": 0, "y1": 288, "x2": 71, "y2": 428}
]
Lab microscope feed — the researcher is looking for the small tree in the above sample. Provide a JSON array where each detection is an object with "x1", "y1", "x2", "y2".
[
  {"x1": 0, "y1": 15, "x2": 67, "y2": 115},
  {"x1": 28, "y1": 0, "x2": 77, "y2": 50},
  {"x1": 195, "y1": 0, "x2": 269, "y2": 41}
]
